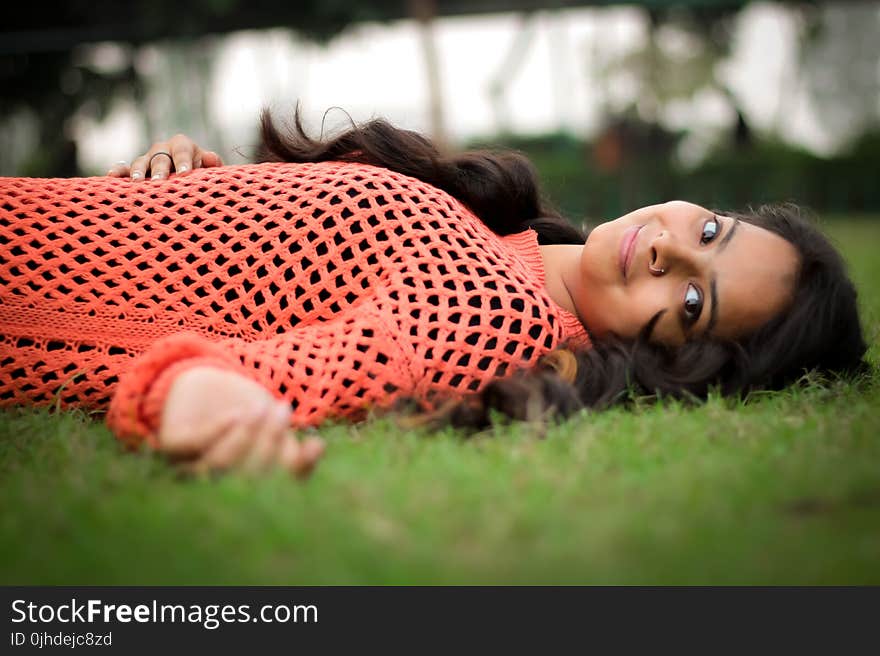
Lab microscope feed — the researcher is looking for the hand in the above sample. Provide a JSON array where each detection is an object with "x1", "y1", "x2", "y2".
[
  {"x1": 108, "y1": 134, "x2": 223, "y2": 181},
  {"x1": 158, "y1": 366, "x2": 324, "y2": 476}
]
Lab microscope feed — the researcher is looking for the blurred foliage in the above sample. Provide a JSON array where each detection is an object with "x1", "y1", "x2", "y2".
[
  {"x1": 485, "y1": 0, "x2": 879, "y2": 222},
  {"x1": 473, "y1": 127, "x2": 880, "y2": 222},
  {"x1": 796, "y1": 2, "x2": 880, "y2": 146},
  {"x1": 0, "y1": 0, "x2": 398, "y2": 176},
  {"x1": 1, "y1": 0, "x2": 876, "y2": 203},
  {"x1": 0, "y1": 50, "x2": 143, "y2": 176},
  {"x1": 599, "y1": 5, "x2": 747, "y2": 134},
  {"x1": 1, "y1": 1, "x2": 391, "y2": 48}
]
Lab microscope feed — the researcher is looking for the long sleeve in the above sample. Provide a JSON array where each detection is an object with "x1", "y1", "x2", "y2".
[
  {"x1": 3, "y1": 161, "x2": 588, "y2": 431},
  {"x1": 106, "y1": 293, "x2": 421, "y2": 448}
]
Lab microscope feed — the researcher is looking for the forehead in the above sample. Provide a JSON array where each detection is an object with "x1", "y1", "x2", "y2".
[{"x1": 712, "y1": 220, "x2": 799, "y2": 339}]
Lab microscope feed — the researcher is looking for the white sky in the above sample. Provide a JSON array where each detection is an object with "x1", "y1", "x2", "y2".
[{"x1": 76, "y1": 2, "x2": 848, "y2": 173}]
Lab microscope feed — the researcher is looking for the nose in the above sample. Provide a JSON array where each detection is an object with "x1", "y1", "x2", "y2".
[{"x1": 649, "y1": 230, "x2": 702, "y2": 277}]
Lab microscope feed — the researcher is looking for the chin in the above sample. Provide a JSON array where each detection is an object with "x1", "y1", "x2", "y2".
[{"x1": 581, "y1": 225, "x2": 618, "y2": 284}]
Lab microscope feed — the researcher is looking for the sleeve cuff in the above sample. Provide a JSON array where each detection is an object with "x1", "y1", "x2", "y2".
[{"x1": 106, "y1": 332, "x2": 250, "y2": 449}]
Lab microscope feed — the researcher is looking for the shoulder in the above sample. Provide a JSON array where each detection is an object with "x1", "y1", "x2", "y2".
[
  {"x1": 194, "y1": 161, "x2": 467, "y2": 214},
  {"x1": 211, "y1": 161, "x2": 435, "y2": 189}
]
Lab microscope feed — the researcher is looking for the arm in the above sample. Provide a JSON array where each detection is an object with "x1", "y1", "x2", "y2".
[{"x1": 106, "y1": 298, "x2": 421, "y2": 467}]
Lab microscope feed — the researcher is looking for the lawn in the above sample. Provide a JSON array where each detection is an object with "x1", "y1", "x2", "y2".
[{"x1": 1, "y1": 217, "x2": 878, "y2": 585}]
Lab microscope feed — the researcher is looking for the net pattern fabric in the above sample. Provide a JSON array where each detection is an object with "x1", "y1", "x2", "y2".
[{"x1": 0, "y1": 162, "x2": 589, "y2": 444}]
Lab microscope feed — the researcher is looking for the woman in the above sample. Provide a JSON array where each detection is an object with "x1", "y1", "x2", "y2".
[{"x1": 0, "y1": 110, "x2": 867, "y2": 474}]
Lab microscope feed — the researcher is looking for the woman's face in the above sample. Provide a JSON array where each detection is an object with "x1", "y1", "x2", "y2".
[{"x1": 574, "y1": 201, "x2": 800, "y2": 346}]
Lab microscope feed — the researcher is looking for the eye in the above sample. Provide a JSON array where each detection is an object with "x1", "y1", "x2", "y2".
[
  {"x1": 700, "y1": 218, "x2": 719, "y2": 245},
  {"x1": 683, "y1": 283, "x2": 703, "y2": 324}
]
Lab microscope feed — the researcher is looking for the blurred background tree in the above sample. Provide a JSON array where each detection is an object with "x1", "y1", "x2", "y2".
[
  {"x1": 796, "y1": 2, "x2": 880, "y2": 147},
  {"x1": 2, "y1": 0, "x2": 878, "y2": 220},
  {"x1": 0, "y1": 0, "x2": 389, "y2": 175},
  {"x1": 0, "y1": 48, "x2": 142, "y2": 176}
]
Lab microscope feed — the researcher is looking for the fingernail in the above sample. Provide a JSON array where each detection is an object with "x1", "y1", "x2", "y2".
[
  {"x1": 177, "y1": 164, "x2": 189, "y2": 173},
  {"x1": 151, "y1": 173, "x2": 164, "y2": 180},
  {"x1": 131, "y1": 172, "x2": 142, "y2": 180}
]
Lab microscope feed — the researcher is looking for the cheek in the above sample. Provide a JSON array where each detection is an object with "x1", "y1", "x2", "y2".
[
  {"x1": 577, "y1": 284, "x2": 642, "y2": 340},
  {"x1": 616, "y1": 284, "x2": 673, "y2": 341},
  {"x1": 581, "y1": 226, "x2": 617, "y2": 284},
  {"x1": 717, "y1": 279, "x2": 791, "y2": 339}
]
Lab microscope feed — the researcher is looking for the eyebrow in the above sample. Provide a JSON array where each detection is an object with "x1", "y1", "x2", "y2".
[
  {"x1": 717, "y1": 216, "x2": 739, "y2": 253},
  {"x1": 707, "y1": 277, "x2": 719, "y2": 334},
  {"x1": 705, "y1": 217, "x2": 739, "y2": 334}
]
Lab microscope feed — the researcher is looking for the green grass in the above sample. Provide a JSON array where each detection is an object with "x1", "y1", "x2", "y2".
[{"x1": 2, "y1": 218, "x2": 879, "y2": 585}]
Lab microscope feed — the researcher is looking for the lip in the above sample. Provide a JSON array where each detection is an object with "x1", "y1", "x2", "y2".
[{"x1": 619, "y1": 224, "x2": 643, "y2": 281}]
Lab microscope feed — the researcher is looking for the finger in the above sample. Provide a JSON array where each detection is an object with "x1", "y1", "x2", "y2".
[
  {"x1": 200, "y1": 151, "x2": 223, "y2": 168},
  {"x1": 191, "y1": 150, "x2": 221, "y2": 171},
  {"x1": 242, "y1": 402, "x2": 290, "y2": 472},
  {"x1": 168, "y1": 134, "x2": 195, "y2": 175},
  {"x1": 130, "y1": 155, "x2": 149, "y2": 181},
  {"x1": 147, "y1": 150, "x2": 173, "y2": 181},
  {"x1": 159, "y1": 410, "x2": 243, "y2": 457},
  {"x1": 107, "y1": 160, "x2": 130, "y2": 177},
  {"x1": 189, "y1": 405, "x2": 270, "y2": 473},
  {"x1": 280, "y1": 436, "x2": 325, "y2": 479}
]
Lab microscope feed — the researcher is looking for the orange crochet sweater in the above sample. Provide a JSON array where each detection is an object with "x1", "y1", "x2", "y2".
[{"x1": 0, "y1": 162, "x2": 590, "y2": 446}]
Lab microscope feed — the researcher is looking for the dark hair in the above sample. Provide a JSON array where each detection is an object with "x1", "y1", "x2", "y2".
[
  {"x1": 257, "y1": 108, "x2": 868, "y2": 427},
  {"x1": 257, "y1": 107, "x2": 586, "y2": 245}
]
